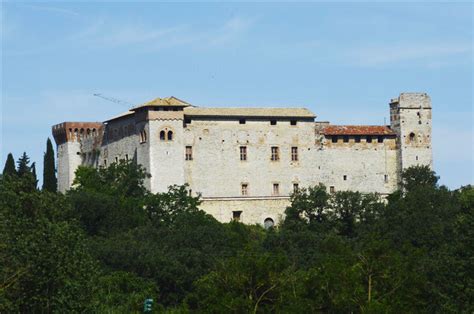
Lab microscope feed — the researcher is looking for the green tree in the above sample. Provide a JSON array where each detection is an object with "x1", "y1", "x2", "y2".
[
  {"x1": 16, "y1": 152, "x2": 31, "y2": 177},
  {"x1": 42, "y1": 138, "x2": 57, "y2": 192},
  {"x1": 2, "y1": 153, "x2": 16, "y2": 176}
]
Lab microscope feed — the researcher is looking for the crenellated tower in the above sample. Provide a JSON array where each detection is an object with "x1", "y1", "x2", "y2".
[
  {"x1": 390, "y1": 93, "x2": 433, "y2": 180},
  {"x1": 52, "y1": 122, "x2": 103, "y2": 192}
]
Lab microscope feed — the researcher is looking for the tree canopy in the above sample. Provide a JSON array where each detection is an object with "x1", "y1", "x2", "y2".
[{"x1": 1, "y1": 154, "x2": 472, "y2": 313}]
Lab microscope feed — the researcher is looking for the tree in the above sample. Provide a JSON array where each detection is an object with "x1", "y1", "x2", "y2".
[
  {"x1": 16, "y1": 152, "x2": 31, "y2": 177},
  {"x1": 42, "y1": 138, "x2": 57, "y2": 192},
  {"x1": 2, "y1": 153, "x2": 16, "y2": 177},
  {"x1": 31, "y1": 162, "x2": 38, "y2": 190}
]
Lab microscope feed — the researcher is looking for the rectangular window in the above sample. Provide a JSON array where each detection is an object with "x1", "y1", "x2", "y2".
[
  {"x1": 330, "y1": 186, "x2": 335, "y2": 193},
  {"x1": 125, "y1": 154, "x2": 129, "y2": 161},
  {"x1": 343, "y1": 136, "x2": 349, "y2": 143},
  {"x1": 355, "y1": 136, "x2": 361, "y2": 143},
  {"x1": 291, "y1": 147, "x2": 298, "y2": 161},
  {"x1": 332, "y1": 136, "x2": 338, "y2": 143},
  {"x1": 273, "y1": 183, "x2": 280, "y2": 196},
  {"x1": 240, "y1": 146, "x2": 247, "y2": 161},
  {"x1": 290, "y1": 120, "x2": 297, "y2": 126},
  {"x1": 366, "y1": 136, "x2": 373, "y2": 143},
  {"x1": 184, "y1": 118, "x2": 192, "y2": 125},
  {"x1": 271, "y1": 147, "x2": 280, "y2": 161},
  {"x1": 384, "y1": 175, "x2": 388, "y2": 183},
  {"x1": 378, "y1": 136, "x2": 384, "y2": 143},
  {"x1": 293, "y1": 183, "x2": 299, "y2": 193},
  {"x1": 115, "y1": 157, "x2": 119, "y2": 163},
  {"x1": 270, "y1": 120, "x2": 277, "y2": 125},
  {"x1": 104, "y1": 159, "x2": 107, "y2": 166},
  {"x1": 241, "y1": 183, "x2": 248, "y2": 196},
  {"x1": 233, "y1": 211, "x2": 242, "y2": 222},
  {"x1": 343, "y1": 175, "x2": 347, "y2": 181},
  {"x1": 185, "y1": 146, "x2": 193, "y2": 160},
  {"x1": 239, "y1": 119, "x2": 246, "y2": 124}
]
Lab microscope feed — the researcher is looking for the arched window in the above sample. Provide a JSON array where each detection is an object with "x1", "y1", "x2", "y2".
[
  {"x1": 167, "y1": 130, "x2": 173, "y2": 141},
  {"x1": 409, "y1": 132, "x2": 415, "y2": 142},
  {"x1": 160, "y1": 130, "x2": 166, "y2": 141},
  {"x1": 264, "y1": 218, "x2": 274, "y2": 229}
]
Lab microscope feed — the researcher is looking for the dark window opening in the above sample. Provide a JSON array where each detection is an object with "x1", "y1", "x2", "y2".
[
  {"x1": 241, "y1": 184, "x2": 248, "y2": 196},
  {"x1": 355, "y1": 136, "x2": 361, "y2": 143},
  {"x1": 409, "y1": 132, "x2": 415, "y2": 142},
  {"x1": 184, "y1": 118, "x2": 191, "y2": 125},
  {"x1": 331, "y1": 136, "x2": 338, "y2": 143},
  {"x1": 239, "y1": 119, "x2": 246, "y2": 124},
  {"x1": 185, "y1": 146, "x2": 193, "y2": 160},
  {"x1": 290, "y1": 120, "x2": 297, "y2": 126},
  {"x1": 271, "y1": 147, "x2": 279, "y2": 161},
  {"x1": 343, "y1": 175, "x2": 347, "y2": 181},
  {"x1": 343, "y1": 136, "x2": 349, "y2": 143},
  {"x1": 160, "y1": 130, "x2": 166, "y2": 141},
  {"x1": 273, "y1": 183, "x2": 280, "y2": 196},
  {"x1": 233, "y1": 211, "x2": 242, "y2": 222},
  {"x1": 270, "y1": 120, "x2": 277, "y2": 125},
  {"x1": 240, "y1": 146, "x2": 247, "y2": 161},
  {"x1": 330, "y1": 186, "x2": 335, "y2": 193},
  {"x1": 366, "y1": 136, "x2": 372, "y2": 143},
  {"x1": 167, "y1": 131, "x2": 173, "y2": 141},
  {"x1": 378, "y1": 136, "x2": 384, "y2": 143},
  {"x1": 384, "y1": 175, "x2": 388, "y2": 183},
  {"x1": 293, "y1": 183, "x2": 299, "y2": 193},
  {"x1": 291, "y1": 147, "x2": 298, "y2": 161}
]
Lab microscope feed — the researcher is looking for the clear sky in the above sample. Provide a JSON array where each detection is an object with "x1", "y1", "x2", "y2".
[{"x1": 1, "y1": 2, "x2": 472, "y2": 188}]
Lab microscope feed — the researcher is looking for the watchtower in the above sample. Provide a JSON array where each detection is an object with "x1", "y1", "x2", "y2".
[
  {"x1": 52, "y1": 122, "x2": 103, "y2": 192},
  {"x1": 390, "y1": 93, "x2": 433, "y2": 177}
]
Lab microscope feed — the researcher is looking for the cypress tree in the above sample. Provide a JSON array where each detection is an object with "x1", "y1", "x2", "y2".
[
  {"x1": 43, "y1": 138, "x2": 57, "y2": 192},
  {"x1": 17, "y1": 152, "x2": 31, "y2": 177},
  {"x1": 31, "y1": 162, "x2": 38, "y2": 189},
  {"x1": 3, "y1": 153, "x2": 16, "y2": 176}
]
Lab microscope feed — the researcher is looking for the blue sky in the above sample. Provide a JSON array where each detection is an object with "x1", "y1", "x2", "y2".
[{"x1": 1, "y1": 2, "x2": 472, "y2": 188}]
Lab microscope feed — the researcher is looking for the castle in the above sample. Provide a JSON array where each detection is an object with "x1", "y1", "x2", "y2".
[{"x1": 52, "y1": 92, "x2": 433, "y2": 226}]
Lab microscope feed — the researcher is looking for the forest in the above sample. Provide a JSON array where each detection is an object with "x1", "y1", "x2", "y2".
[{"x1": 1, "y1": 139, "x2": 473, "y2": 313}]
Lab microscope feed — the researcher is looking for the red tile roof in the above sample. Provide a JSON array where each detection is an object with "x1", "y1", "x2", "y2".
[{"x1": 322, "y1": 125, "x2": 395, "y2": 136}]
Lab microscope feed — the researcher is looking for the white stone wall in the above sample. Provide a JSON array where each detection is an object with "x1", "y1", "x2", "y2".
[{"x1": 56, "y1": 141, "x2": 81, "y2": 193}]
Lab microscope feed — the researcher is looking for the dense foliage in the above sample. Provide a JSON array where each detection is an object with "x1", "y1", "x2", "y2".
[
  {"x1": 43, "y1": 138, "x2": 58, "y2": 192},
  {"x1": 1, "y1": 153, "x2": 472, "y2": 313}
]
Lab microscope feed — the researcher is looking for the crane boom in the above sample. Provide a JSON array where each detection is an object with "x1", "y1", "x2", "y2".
[{"x1": 93, "y1": 93, "x2": 133, "y2": 107}]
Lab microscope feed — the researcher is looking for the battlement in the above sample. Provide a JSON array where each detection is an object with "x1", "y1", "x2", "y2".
[
  {"x1": 52, "y1": 122, "x2": 104, "y2": 145},
  {"x1": 390, "y1": 92, "x2": 431, "y2": 109}
]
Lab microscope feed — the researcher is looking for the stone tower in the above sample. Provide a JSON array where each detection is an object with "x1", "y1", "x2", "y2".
[
  {"x1": 52, "y1": 122, "x2": 103, "y2": 193},
  {"x1": 130, "y1": 97, "x2": 189, "y2": 192},
  {"x1": 390, "y1": 93, "x2": 433, "y2": 177}
]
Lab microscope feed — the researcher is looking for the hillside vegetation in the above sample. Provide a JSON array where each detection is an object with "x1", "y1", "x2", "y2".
[{"x1": 1, "y1": 157, "x2": 472, "y2": 313}]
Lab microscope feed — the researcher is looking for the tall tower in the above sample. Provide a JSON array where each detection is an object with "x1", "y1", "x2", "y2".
[
  {"x1": 390, "y1": 93, "x2": 433, "y2": 177},
  {"x1": 52, "y1": 122, "x2": 103, "y2": 192},
  {"x1": 129, "y1": 97, "x2": 189, "y2": 193}
]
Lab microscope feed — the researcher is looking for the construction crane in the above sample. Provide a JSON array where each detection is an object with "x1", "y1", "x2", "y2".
[{"x1": 93, "y1": 93, "x2": 134, "y2": 107}]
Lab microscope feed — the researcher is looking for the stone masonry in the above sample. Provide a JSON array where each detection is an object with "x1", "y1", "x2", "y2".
[{"x1": 52, "y1": 93, "x2": 433, "y2": 226}]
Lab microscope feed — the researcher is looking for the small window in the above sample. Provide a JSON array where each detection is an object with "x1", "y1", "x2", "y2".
[
  {"x1": 273, "y1": 183, "x2": 280, "y2": 196},
  {"x1": 239, "y1": 119, "x2": 246, "y2": 124},
  {"x1": 416, "y1": 155, "x2": 418, "y2": 161},
  {"x1": 291, "y1": 147, "x2": 298, "y2": 161},
  {"x1": 184, "y1": 118, "x2": 192, "y2": 125},
  {"x1": 331, "y1": 136, "x2": 338, "y2": 143},
  {"x1": 188, "y1": 189, "x2": 192, "y2": 196},
  {"x1": 160, "y1": 130, "x2": 166, "y2": 141},
  {"x1": 366, "y1": 136, "x2": 372, "y2": 143},
  {"x1": 167, "y1": 131, "x2": 173, "y2": 141},
  {"x1": 232, "y1": 211, "x2": 242, "y2": 222},
  {"x1": 290, "y1": 120, "x2": 297, "y2": 126},
  {"x1": 378, "y1": 136, "x2": 384, "y2": 143},
  {"x1": 241, "y1": 183, "x2": 248, "y2": 196},
  {"x1": 355, "y1": 136, "x2": 361, "y2": 143},
  {"x1": 270, "y1": 120, "x2": 277, "y2": 125},
  {"x1": 185, "y1": 146, "x2": 193, "y2": 160},
  {"x1": 125, "y1": 154, "x2": 129, "y2": 161},
  {"x1": 264, "y1": 218, "x2": 274, "y2": 229},
  {"x1": 293, "y1": 183, "x2": 299, "y2": 193},
  {"x1": 330, "y1": 186, "x2": 335, "y2": 193},
  {"x1": 384, "y1": 175, "x2": 388, "y2": 183},
  {"x1": 271, "y1": 147, "x2": 279, "y2": 161},
  {"x1": 240, "y1": 146, "x2": 247, "y2": 161},
  {"x1": 343, "y1": 175, "x2": 347, "y2": 181},
  {"x1": 409, "y1": 132, "x2": 415, "y2": 142},
  {"x1": 140, "y1": 130, "x2": 147, "y2": 143},
  {"x1": 343, "y1": 136, "x2": 349, "y2": 143},
  {"x1": 104, "y1": 159, "x2": 107, "y2": 166},
  {"x1": 115, "y1": 157, "x2": 118, "y2": 163}
]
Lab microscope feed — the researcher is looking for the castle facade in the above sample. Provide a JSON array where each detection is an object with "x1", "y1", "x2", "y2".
[{"x1": 52, "y1": 93, "x2": 433, "y2": 226}]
